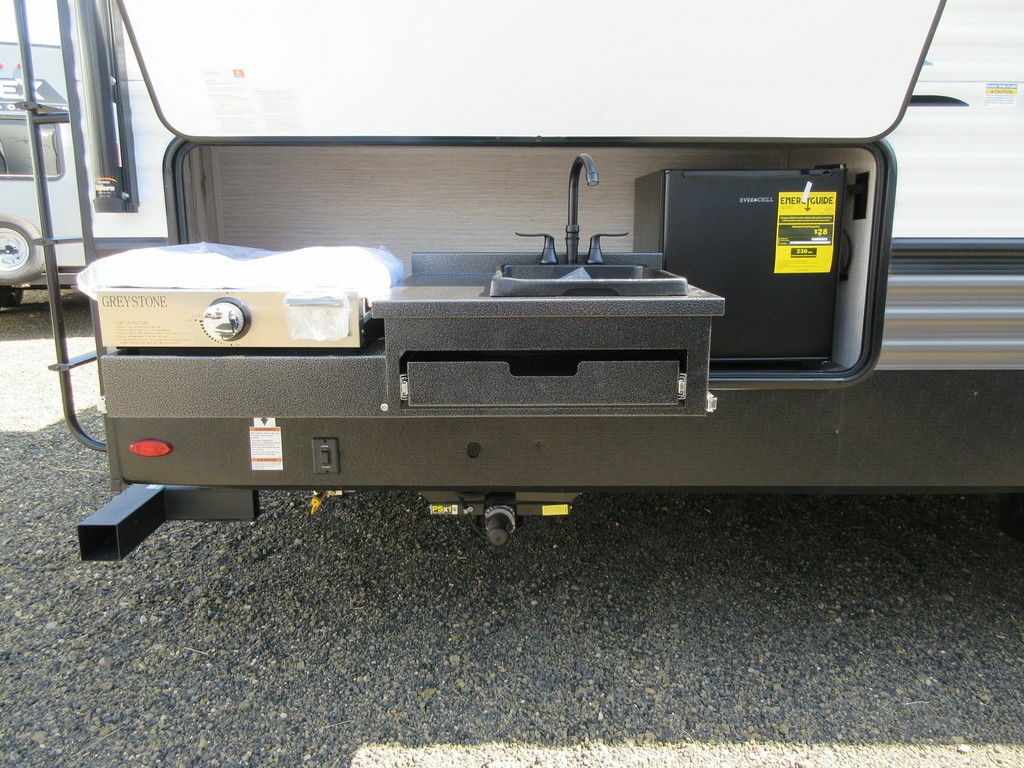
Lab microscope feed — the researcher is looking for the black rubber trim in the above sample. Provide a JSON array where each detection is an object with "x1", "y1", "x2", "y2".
[
  {"x1": 162, "y1": 137, "x2": 191, "y2": 245},
  {"x1": 909, "y1": 94, "x2": 968, "y2": 107}
]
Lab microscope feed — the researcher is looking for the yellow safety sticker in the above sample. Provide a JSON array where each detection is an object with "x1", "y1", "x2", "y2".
[
  {"x1": 541, "y1": 504, "x2": 570, "y2": 516},
  {"x1": 773, "y1": 190, "x2": 837, "y2": 274},
  {"x1": 430, "y1": 504, "x2": 459, "y2": 515}
]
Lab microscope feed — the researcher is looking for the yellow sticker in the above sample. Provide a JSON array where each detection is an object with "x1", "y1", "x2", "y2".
[
  {"x1": 773, "y1": 190, "x2": 837, "y2": 274},
  {"x1": 541, "y1": 504, "x2": 570, "y2": 516}
]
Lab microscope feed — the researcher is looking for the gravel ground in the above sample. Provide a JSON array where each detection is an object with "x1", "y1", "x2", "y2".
[{"x1": 2, "y1": 291, "x2": 1024, "y2": 767}]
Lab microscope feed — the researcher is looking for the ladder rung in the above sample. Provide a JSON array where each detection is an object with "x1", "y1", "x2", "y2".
[
  {"x1": 48, "y1": 350, "x2": 98, "y2": 373},
  {"x1": 15, "y1": 101, "x2": 70, "y2": 123},
  {"x1": 34, "y1": 237, "x2": 84, "y2": 246}
]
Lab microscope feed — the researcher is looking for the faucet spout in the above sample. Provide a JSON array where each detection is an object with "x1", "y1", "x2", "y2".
[{"x1": 566, "y1": 153, "x2": 599, "y2": 264}]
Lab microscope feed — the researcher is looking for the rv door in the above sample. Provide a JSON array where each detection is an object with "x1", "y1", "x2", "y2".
[{"x1": 117, "y1": 0, "x2": 944, "y2": 142}]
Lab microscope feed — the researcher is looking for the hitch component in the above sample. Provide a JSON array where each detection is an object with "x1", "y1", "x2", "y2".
[
  {"x1": 78, "y1": 485, "x2": 259, "y2": 561},
  {"x1": 999, "y1": 493, "x2": 1024, "y2": 544},
  {"x1": 483, "y1": 504, "x2": 516, "y2": 546}
]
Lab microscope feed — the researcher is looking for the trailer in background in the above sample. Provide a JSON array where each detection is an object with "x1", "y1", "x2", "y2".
[
  {"x1": 0, "y1": 0, "x2": 168, "y2": 307},
  {"x1": 0, "y1": 40, "x2": 75, "y2": 305}
]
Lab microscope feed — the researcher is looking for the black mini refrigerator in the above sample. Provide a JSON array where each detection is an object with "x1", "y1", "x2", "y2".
[{"x1": 634, "y1": 168, "x2": 846, "y2": 362}]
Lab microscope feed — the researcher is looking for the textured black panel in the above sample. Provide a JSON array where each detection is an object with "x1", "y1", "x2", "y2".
[
  {"x1": 108, "y1": 371, "x2": 1024, "y2": 492},
  {"x1": 102, "y1": 354, "x2": 387, "y2": 419}
]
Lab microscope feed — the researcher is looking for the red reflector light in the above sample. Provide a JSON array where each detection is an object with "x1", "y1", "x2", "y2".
[{"x1": 128, "y1": 439, "x2": 173, "y2": 457}]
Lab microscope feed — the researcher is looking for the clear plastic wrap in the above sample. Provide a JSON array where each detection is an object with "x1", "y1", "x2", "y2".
[
  {"x1": 283, "y1": 292, "x2": 352, "y2": 342},
  {"x1": 77, "y1": 242, "x2": 404, "y2": 300}
]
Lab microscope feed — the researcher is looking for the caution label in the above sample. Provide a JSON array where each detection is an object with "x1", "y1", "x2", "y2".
[
  {"x1": 984, "y1": 82, "x2": 1019, "y2": 107},
  {"x1": 249, "y1": 417, "x2": 283, "y2": 471},
  {"x1": 774, "y1": 189, "x2": 837, "y2": 274}
]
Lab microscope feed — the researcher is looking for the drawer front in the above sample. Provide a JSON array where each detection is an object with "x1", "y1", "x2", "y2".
[{"x1": 405, "y1": 358, "x2": 682, "y2": 407}]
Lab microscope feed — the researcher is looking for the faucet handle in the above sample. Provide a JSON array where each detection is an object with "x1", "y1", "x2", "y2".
[
  {"x1": 515, "y1": 232, "x2": 558, "y2": 264},
  {"x1": 586, "y1": 232, "x2": 628, "y2": 265}
]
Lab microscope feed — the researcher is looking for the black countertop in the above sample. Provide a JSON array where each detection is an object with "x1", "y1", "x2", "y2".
[{"x1": 372, "y1": 274, "x2": 724, "y2": 319}]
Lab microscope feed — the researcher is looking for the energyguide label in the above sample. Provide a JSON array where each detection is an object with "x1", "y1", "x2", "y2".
[{"x1": 773, "y1": 190, "x2": 838, "y2": 274}]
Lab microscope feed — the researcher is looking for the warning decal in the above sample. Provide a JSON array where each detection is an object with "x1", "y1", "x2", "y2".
[
  {"x1": 249, "y1": 417, "x2": 283, "y2": 471},
  {"x1": 984, "y1": 82, "x2": 1019, "y2": 107},
  {"x1": 773, "y1": 189, "x2": 838, "y2": 274}
]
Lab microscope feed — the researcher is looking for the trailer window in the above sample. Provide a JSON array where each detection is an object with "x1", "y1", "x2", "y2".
[{"x1": 0, "y1": 121, "x2": 61, "y2": 179}]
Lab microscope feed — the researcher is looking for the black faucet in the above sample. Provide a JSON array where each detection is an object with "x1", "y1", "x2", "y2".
[{"x1": 566, "y1": 153, "x2": 599, "y2": 264}]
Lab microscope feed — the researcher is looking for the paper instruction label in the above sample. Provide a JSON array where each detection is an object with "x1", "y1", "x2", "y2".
[
  {"x1": 249, "y1": 417, "x2": 283, "y2": 471},
  {"x1": 984, "y1": 82, "x2": 1018, "y2": 107},
  {"x1": 773, "y1": 190, "x2": 837, "y2": 274}
]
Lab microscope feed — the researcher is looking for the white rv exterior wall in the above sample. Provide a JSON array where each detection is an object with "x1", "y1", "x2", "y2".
[
  {"x1": 889, "y1": 0, "x2": 1024, "y2": 238},
  {"x1": 880, "y1": 0, "x2": 1024, "y2": 370}
]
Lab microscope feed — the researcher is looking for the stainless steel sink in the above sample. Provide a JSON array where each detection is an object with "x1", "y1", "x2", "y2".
[{"x1": 489, "y1": 263, "x2": 688, "y2": 297}]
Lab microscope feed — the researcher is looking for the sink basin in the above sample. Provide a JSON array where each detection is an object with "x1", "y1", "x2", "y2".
[
  {"x1": 501, "y1": 264, "x2": 644, "y2": 280},
  {"x1": 489, "y1": 263, "x2": 688, "y2": 297}
]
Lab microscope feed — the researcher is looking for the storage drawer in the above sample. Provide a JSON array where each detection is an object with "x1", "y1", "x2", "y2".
[{"x1": 404, "y1": 356, "x2": 682, "y2": 407}]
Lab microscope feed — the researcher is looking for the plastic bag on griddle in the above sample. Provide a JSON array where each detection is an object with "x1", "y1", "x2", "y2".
[{"x1": 77, "y1": 242, "x2": 404, "y2": 300}]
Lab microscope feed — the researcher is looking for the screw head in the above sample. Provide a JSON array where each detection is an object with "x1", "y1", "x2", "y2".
[{"x1": 380, "y1": 403, "x2": 389, "y2": 412}]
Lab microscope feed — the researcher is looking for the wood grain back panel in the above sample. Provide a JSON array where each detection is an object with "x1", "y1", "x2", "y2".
[{"x1": 207, "y1": 145, "x2": 786, "y2": 265}]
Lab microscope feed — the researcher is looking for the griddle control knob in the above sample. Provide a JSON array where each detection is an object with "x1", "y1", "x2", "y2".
[{"x1": 201, "y1": 298, "x2": 249, "y2": 342}]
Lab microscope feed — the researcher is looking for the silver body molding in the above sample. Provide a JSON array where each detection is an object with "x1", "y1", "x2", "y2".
[{"x1": 880, "y1": 273, "x2": 1024, "y2": 369}]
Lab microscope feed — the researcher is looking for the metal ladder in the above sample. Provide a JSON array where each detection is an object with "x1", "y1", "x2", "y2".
[
  {"x1": 14, "y1": 0, "x2": 105, "y2": 451},
  {"x1": 14, "y1": 0, "x2": 267, "y2": 561}
]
